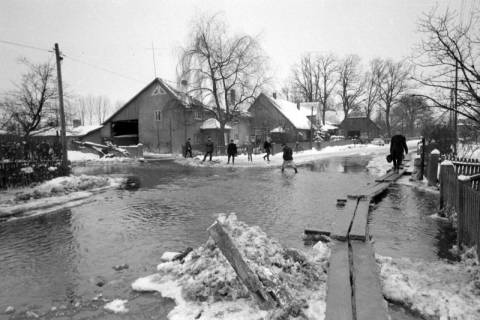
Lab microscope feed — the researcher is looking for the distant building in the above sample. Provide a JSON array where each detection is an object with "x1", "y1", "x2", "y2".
[
  {"x1": 248, "y1": 93, "x2": 312, "y2": 144},
  {"x1": 338, "y1": 113, "x2": 380, "y2": 139},
  {"x1": 82, "y1": 78, "x2": 219, "y2": 154},
  {"x1": 30, "y1": 124, "x2": 101, "y2": 148}
]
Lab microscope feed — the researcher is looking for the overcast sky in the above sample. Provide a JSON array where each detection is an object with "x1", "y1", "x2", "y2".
[{"x1": 0, "y1": 0, "x2": 476, "y2": 104}]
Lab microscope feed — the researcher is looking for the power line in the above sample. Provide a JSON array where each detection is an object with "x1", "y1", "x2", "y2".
[
  {"x1": 62, "y1": 53, "x2": 146, "y2": 84},
  {"x1": 0, "y1": 39, "x2": 51, "y2": 53}
]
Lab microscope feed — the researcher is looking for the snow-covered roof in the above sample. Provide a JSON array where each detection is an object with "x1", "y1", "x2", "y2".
[
  {"x1": 270, "y1": 126, "x2": 285, "y2": 133},
  {"x1": 265, "y1": 96, "x2": 311, "y2": 130},
  {"x1": 320, "y1": 123, "x2": 338, "y2": 131},
  {"x1": 31, "y1": 125, "x2": 102, "y2": 137},
  {"x1": 200, "y1": 118, "x2": 232, "y2": 130},
  {"x1": 297, "y1": 103, "x2": 343, "y2": 125}
]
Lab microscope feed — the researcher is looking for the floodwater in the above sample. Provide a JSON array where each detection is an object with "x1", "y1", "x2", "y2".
[{"x1": 0, "y1": 156, "x2": 453, "y2": 319}]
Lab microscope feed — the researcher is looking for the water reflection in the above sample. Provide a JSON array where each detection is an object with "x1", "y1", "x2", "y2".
[{"x1": 0, "y1": 157, "x2": 455, "y2": 320}]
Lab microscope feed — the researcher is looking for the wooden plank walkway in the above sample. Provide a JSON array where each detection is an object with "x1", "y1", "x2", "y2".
[
  {"x1": 349, "y1": 199, "x2": 371, "y2": 241},
  {"x1": 311, "y1": 155, "x2": 411, "y2": 320},
  {"x1": 351, "y1": 241, "x2": 388, "y2": 320},
  {"x1": 324, "y1": 241, "x2": 353, "y2": 320},
  {"x1": 331, "y1": 199, "x2": 359, "y2": 241}
]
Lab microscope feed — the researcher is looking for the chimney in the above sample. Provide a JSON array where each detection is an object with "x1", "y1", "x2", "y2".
[
  {"x1": 72, "y1": 119, "x2": 81, "y2": 128},
  {"x1": 273, "y1": 92, "x2": 277, "y2": 99},
  {"x1": 297, "y1": 102, "x2": 300, "y2": 110}
]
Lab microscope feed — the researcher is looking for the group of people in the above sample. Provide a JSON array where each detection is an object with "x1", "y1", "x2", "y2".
[
  {"x1": 183, "y1": 136, "x2": 298, "y2": 173},
  {"x1": 0, "y1": 140, "x2": 61, "y2": 162}
]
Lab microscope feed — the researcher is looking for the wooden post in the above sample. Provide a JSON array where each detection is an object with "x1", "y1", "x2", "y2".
[
  {"x1": 427, "y1": 151, "x2": 440, "y2": 186},
  {"x1": 457, "y1": 176, "x2": 470, "y2": 248},
  {"x1": 54, "y1": 43, "x2": 68, "y2": 172},
  {"x1": 420, "y1": 137, "x2": 425, "y2": 180}
]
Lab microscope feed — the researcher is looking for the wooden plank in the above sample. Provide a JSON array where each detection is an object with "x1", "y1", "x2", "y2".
[
  {"x1": 351, "y1": 241, "x2": 389, "y2": 320},
  {"x1": 208, "y1": 221, "x2": 277, "y2": 309},
  {"x1": 325, "y1": 241, "x2": 354, "y2": 320},
  {"x1": 374, "y1": 171, "x2": 396, "y2": 182},
  {"x1": 330, "y1": 199, "x2": 358, "y2": 241},
  {"x1": 304, "y1": 229, "x2": 331, "y2": 236},
  {"x1": 349, "y1": 200, "x2": 371, "y2": 241},
  {"x1": 365, "y1": 182, "x2": 391, "y2": 198}
]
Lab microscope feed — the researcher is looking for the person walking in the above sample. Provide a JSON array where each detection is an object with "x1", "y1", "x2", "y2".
[
  {"x1": 281, "y1": 143, "x2": 298, "y2": 173},
  {"x1": 184, "y1": 138, "x2": 193, "y2": 158},
  {"x1": 227, "y1": 139, "x2": 237, "y2": 165},
  {"x1": 202, "y1": 137, "x2": 214, "y2": 162},
  {"x1": 246, "y1": 141, "x2": 254, "y2": 162},
  {"x1": 263, "y1": 137, "x2": 272, "y2": 162},
  {"x1": 390, "y1": 133, "x2": 408, "y2": 173}
]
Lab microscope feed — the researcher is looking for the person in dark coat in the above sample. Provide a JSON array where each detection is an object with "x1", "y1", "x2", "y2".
[
  {"x1": 390, "y1": 133, "x2": 408, "y2": 172},
  {"x1": 202, "y1": 137, "x2": 214, "y2": 162},
  {"x1": 281, "y1": 143, "x2": 298, "y2": 173},
  {"x1": 227, "y1": 139, "x2": 237, "y2": 165},
  {"x1": 184, "y1": 138, "x2": 193, "y2": 158},
  {"x1": 263, "y1": 137, "x2": 272, "y2": 162}
]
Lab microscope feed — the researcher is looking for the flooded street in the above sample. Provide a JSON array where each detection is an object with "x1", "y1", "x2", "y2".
[{"x1": 0, "y1": 156, "x2": 450, "y2": 319}]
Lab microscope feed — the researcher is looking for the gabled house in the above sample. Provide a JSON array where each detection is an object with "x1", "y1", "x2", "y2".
[
  {"x1": 248, "y1": 93, "x2": 312, "y2": 144},
  {"x1": 81, "y1": 78, "x2": 217, "y2": 154},
  {"x1": 338, "y1": 112, "x2": 380, "y2": 139}
]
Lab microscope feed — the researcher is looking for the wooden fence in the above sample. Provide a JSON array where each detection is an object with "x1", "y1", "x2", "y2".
[
  {"x1": 0, "y1": 160, "x2": 66, "y2": 189},
  {"x1": 440, "y1": 160, "x2": 480, "y2": 258}
]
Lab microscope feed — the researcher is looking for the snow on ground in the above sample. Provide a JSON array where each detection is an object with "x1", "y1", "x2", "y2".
[
  {"x1": 378, "y1": 247, "x2": 480, "y2": 319},
  {"x1": 175, "y1": 140, "x2": 419, "y2": 169},
  {"x1": 0, "y1": 175, "x2": 125, "y2": 218},
  {"x1": 132, "y1": 213, "x2": 330, "y2": 320},
  {"x1": 68, "y1": 150, "x2": 138, "y2": 163},
  {"x1": 103, "y1": 299, "x2": 129, "y2": 314}
]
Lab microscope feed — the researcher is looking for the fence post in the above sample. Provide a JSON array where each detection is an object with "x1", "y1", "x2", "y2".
[
  {"x1": 420, "y1": 137, "x2": 425, "y2": 180},
  {"x1": 427, "y1": 150, "x2": 440, "y2": 186},
  {"x1": 457, "y1": 175, "x2": 471, "y2": 248}
]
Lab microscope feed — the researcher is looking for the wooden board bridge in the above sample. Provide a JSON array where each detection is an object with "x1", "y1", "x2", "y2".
[{"x1": 305, "y1": 157, "x2": 411, "y2": 320}]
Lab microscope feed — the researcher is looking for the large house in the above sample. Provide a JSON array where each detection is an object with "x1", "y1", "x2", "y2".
[
  {"x1": 82, "y1": 78, "x2": 223, "y2": 154},
  {"x1": 248, "y1": 93, "x2": 313, "y2": 145}
]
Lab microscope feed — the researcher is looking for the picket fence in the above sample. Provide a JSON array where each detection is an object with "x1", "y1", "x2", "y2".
[{"x1": 440, "y1": 156, "x2": 480, "y2": 257}]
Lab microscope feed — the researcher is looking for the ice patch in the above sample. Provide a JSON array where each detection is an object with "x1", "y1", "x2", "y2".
[{"x1": 104, "y1": 299, "x2": 129, "y2": 313}]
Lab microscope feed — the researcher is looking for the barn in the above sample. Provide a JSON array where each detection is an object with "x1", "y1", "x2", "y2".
[{"x1": 81, "y1": 78, "x2": 216, "y2": 154}]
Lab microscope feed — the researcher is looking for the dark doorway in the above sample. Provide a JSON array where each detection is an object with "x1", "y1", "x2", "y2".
[{"x1": 111, "y1": 120, "x2": 139, "y2": 145}]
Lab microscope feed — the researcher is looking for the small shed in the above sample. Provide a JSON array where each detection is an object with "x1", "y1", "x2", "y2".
[{"x1": 338, "y1": 116, "x2": 380, "y2": 139}]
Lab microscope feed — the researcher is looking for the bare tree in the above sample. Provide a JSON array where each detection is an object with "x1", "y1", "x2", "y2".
[
  {"x1": 337, "y1": 55, "x2": 364, "y2": 120},
  {"x1": 178, "y1": 14, "x2": 270, "y2": 148},
  {"x1": 414, "y1": 8, "x2": 480, "y2": 129},
  {"x1": 391, "y1": 94, "x2": 430, "y2": 136},
  {"x1": 375, "y1": 59, "x2": 411, "y2": 137},
  {"x1": 317, "y1": 54, "x2": 338, "y2": 125},
  {"x1": 362, "y1": 59, "x2": 383, "y2": 121},
  {"x1": 73, "y1": 95, "x2": 113, "y2": 125},
  {"x1": 1, "y1": 58, "x2": 57, "y2": 136},
  {"x1": 291, "y1": 53, "x2": 320, "y2": 102}
]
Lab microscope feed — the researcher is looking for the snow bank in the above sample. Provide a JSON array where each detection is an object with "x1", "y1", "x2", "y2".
[
  {"x1": 132, "y1": 213, "x2": 330, "y2": 320},
  {"x1": 104, "y1": 299, "x2": 129, "y2": 313},
  {"x1": 68, "y1": 150, "x2": 137, "y2": 163},
  {"x1": 0, "y1": 175, "x2": 125, "y2": 217},
  {"x1": 378, "y1": 247, "x2": 480, "y2": 319}
]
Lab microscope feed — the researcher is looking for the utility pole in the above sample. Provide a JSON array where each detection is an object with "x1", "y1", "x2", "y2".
[
  {"x1": 454, "y1": 60, "x2": 458, "y2": 155},
  {"x1": 151, "y1": 42, "x2": 157, "y2": 78},
  {"x1": 54, "y1": 43, "x2": 68, "y2": 172}
]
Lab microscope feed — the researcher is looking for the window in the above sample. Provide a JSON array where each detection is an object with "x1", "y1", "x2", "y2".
[
  {"x1": 154, "y1": 110, "x2": 162, "y2": 121},
  {"x1": 194, "y1": 110, "x2": 202, "y2": 120}
]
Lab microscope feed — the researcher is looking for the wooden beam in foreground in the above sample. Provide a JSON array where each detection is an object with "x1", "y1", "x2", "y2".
[
  {"x1": 208, "y1": 221, "x2": 277, "y2": 310},
  {"x1": 349, "y1": 200, "x2": 371, "y2": 241}
]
